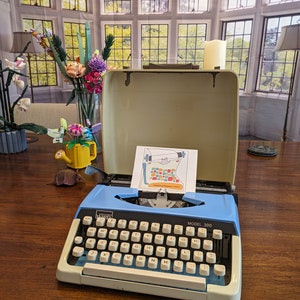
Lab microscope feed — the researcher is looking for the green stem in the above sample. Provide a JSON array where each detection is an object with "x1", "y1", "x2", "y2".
[
  {"x1": 77, "y1": 91, "x2": 88, "y2": 125},
  {"x1": 10, "y1": 85, "x2": 28, "y2": 124},
  {"x1": 87, "y1": 92, "x2": 95, "y2": 124}
]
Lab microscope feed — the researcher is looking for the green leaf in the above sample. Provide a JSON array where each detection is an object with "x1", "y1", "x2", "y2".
[
  {"x1": 45, "y1": 30, "x2": 70, "y2": 81},
  {"x1": 102, "y1": 34, "x2": 115, "y2": 61},
  {"x1": 67, "y1": 140, "x2": 77, "y2": 149},
  {"x1": 17, "y1": 123, "x2": 48, "y2": 134},
  {"x1": 77, "y1": 31, "x2": 85, "y2": 65},
  {"x1": 52, "y1": 34, "x2": 67, "y2": 62},
  {"x1": 79, "y1": 140, "x2": 90, "y2": 147},
  {"x1": 85, "y1": 21, "x2": 92, "y2": 66}
]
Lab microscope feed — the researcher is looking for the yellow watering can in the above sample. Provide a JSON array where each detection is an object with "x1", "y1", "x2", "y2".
[{"x1": 55, "y1": 141, "x2": 97, "y2": 169}]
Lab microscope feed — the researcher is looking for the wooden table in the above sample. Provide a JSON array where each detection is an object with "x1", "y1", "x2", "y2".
[{"x1": 0, "y1": 136, "x2": 299, "y2": 299}]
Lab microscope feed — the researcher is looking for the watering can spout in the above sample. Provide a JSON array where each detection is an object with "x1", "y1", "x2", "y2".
[{"x1": 55, "y1": 149, "x2": 72, "y2": 164}]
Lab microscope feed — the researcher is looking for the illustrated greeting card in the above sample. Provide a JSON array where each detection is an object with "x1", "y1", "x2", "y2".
[{"x1": 131, "y1": 146, "x2": 198, "y2": 193}]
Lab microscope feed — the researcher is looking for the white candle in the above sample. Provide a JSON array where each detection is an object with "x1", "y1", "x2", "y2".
[{"x1": 203, "y1": 40, "x2": 227, "y2": 69}]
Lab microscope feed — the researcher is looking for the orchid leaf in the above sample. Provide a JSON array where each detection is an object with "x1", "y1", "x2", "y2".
[{"x1": 17, "y1": 123, "x2": 48, "y2": 134}]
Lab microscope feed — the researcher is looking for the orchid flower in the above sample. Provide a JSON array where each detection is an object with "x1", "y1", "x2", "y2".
[
  {"x1": 16, "y1": 98, "x2": 31, "y2": 112},
  {"x1": 5, "y1": 57, "x2": 26, "y2": 70},
  {"x1": 12, "y1": 75, "x2": 25, "y2": 90}
]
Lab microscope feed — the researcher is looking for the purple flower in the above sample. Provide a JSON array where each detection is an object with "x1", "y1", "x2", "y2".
[{"x1": 88, "y1": 53, "x2": 107, "y2": 73}]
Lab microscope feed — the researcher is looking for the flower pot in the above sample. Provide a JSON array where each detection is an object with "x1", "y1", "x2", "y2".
[{"x1": 0, "y1": 129, "x2": 27, "y2": 154}]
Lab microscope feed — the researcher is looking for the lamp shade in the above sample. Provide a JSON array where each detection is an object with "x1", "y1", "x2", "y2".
[
  {"x1": 274, "y1": 24, "x2": 300, "y2": 51},
  {"x1": 10, "y1": 32, "x2": 42, "y2": 54}
]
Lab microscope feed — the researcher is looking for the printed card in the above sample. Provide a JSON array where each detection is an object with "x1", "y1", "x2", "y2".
[{"x1": 131, "y1": 146, "x2": 198, "y2": 193}]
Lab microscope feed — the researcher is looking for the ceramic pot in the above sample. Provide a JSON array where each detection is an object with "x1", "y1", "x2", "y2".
[{"x1": 0, "y1": 129, "x2": 27, "y2": 154}]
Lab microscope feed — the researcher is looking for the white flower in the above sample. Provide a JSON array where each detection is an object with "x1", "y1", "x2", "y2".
[
  {"x1": 5, "y1": 57, "x2": 26, "y2": 70},
  {"x1": 12, "y1": 75, "x2": 25, "y2": 90},
  {"x1": 17, "y1": 98, "x2": 31, "y2": 112}
]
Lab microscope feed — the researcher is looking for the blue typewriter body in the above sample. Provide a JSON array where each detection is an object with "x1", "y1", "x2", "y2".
[
  {"x1": 56, "y1": 70, "x2": 242, "y2": 300},
  {"x1": 75, "y1": 185, "x2": 240, "y2": 236}
]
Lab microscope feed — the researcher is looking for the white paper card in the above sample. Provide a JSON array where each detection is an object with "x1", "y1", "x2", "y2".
[{"x1": 131, "y1": 146, "x2": 198, "y2": 193}]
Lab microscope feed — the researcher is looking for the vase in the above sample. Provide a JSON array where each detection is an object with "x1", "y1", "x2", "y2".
[
  {"x1": 0, "y1": 129, "x2": 27, "y2": 154},
  {"x1": 76, "y1": 91, "x2": 102, "y2": 153},
  {"x1": 55, "y1": 141, "x2": 97, "y2": 169}
]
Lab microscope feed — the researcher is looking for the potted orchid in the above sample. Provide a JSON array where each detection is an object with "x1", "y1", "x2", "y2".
[
  {"x1": 32, "y1": 22, "x2": 114, "y2": 151},
  {"x1": 0, "y1": 48, "x2": 47, "y2": 154}
]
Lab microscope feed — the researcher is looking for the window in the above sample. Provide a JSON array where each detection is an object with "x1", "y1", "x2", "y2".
[
  {"x1": 16, "y1": 0, "x2": 300, "y2": 96},
  {"x1": 21, "y1": 0, "x2": 50, "y2": 7},
  {"x1": 178, "y1": 0, "x2": 209, "y2": 13},
  {"x1": 141, "y1": 23, "x2": 169, "y2": 65},
  {"x1": 257, "y1": 14, "x2": 300, "y2": 93},
  {"x1": 177, "y1": 23, "x2": 207, "y2": 67},
  {"x1": 62, "y1": 0, "x2": 87, "y2": 11},
  {"x1": 267, "y1": 0, "x2": 300, "y2": 4},
  {"x1": 105, "y1": 23, "x2": 132, "y2": 69},
  {"x1": 140, "y1": 0, "x2": 169, "y2": 14},
  {"x1": 64, "y1": 22, "x2": 86, "y2": 61},
  {"x1": 22, "y1": 19, "x2": 57, "y2": 86},
  {"x1": 222, "y1": 19, "x2": 253, "y2": 90},
  {"x1": 226, "y1": 0, "x2": 256, "y2": 9},
  {"x1": 103, "y1": 0, "x2": 131, "y2": 13}
]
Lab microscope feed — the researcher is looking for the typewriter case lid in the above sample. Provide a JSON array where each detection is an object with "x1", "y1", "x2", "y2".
[{"x1": 101, "y1": 70, "x2": 239, "y2": 186}]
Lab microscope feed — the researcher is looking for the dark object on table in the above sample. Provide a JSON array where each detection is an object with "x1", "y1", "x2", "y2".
[
  {"x1": 247, "y1": 144, "x2": 278, "y2": 157},
  {"x1": 55, "y1": 169, "x2": 86, "y2": 186}
]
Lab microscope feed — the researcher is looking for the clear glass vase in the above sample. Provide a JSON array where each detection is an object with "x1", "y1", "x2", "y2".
[{"x1": 76, "y1": 91, "x2": 102, "y2": 153}]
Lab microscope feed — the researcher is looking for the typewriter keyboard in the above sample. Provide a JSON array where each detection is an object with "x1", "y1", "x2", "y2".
[{"x1": 67, "y1": 215, "x2": 232, "y2": 292}]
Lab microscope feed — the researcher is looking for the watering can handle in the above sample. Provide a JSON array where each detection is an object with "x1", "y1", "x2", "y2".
[{"x1": 89, "y1": 142, "x2": 97, "y2": 161}]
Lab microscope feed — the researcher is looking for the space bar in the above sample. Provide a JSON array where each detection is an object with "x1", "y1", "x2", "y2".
[{"x1": 83, "y1": 263, "x2": 206, "y2": 291}]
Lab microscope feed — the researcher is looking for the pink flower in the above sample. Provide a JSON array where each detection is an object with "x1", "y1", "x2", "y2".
[
  {"x1": 83, "y1": 71, "x2": 103, "y2": 93},
  {"x1": 68, "y1": 123, "x2": 84, "y2": 137}
]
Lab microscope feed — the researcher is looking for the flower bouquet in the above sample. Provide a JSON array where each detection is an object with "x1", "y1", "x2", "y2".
[
  {"x1": 32, "y1": 22, "x2": 114, "y2": 150},
  {"x1": 0, "y1": 47, "x2": 47, "y2": 153}
]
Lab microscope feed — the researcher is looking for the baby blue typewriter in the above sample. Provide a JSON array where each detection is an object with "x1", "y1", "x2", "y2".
[{"x1": 56, "y1": 70, "x2": 242, "y2": 300}]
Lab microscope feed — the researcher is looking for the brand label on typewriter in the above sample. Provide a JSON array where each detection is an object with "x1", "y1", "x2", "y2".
[{"x1": 95, "y1": 210, "x2": 113, "y2": 219}]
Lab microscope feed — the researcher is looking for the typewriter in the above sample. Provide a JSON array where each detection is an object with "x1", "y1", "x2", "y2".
[{"x1": 56, "y1": 70, "x2": 242, "y2": 300}]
